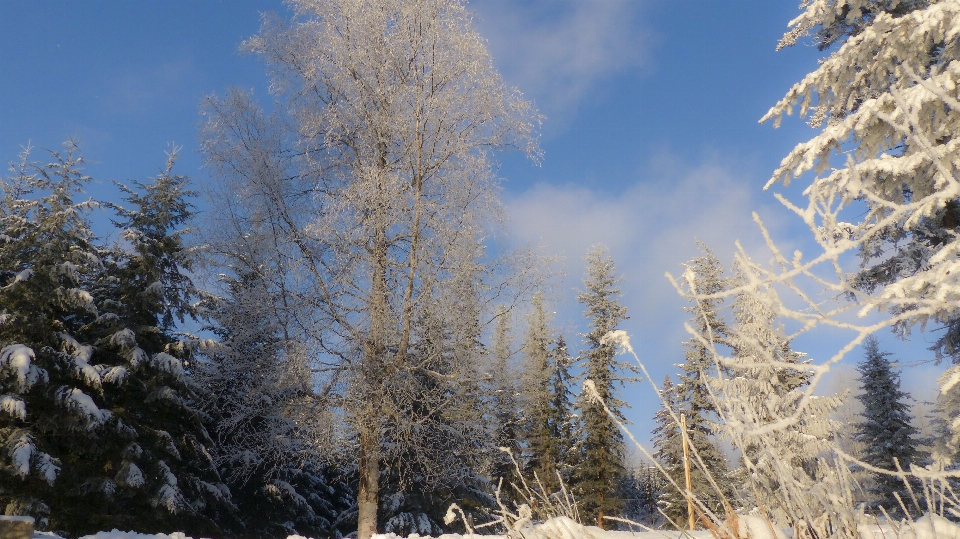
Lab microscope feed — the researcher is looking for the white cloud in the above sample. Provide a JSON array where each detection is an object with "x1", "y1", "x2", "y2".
[
  {"x1": 103, "y1": 58, "x2": 199, "y2": 116},
  {"x1": 504, "y1": 155, "x2": 789, "y2": 442},
  {"x1": 506, "y1": 156, "x2": 782, "y2": 352},
  {"x1": 471, "y1": 0, "x2": 647, "y2": 130}
]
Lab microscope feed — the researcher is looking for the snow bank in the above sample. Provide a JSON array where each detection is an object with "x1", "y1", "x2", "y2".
[
  {"x1": 35, "y1": 513, "x2": 960, "y2": 539},
  {"x1": 78, "y1": 532, "x2": 196, "y2": 539},
  {"x1": 378, "y1": 514, "x2": 960, "y2": 539},
  {"x1": 375, "y1": 516, "x2": 716, "y2": 539},
  {"x1": 859, "y1": 514, "x2": 960, "y2": 539}
]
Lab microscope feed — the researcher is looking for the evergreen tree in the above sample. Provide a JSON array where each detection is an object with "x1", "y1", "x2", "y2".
[
  {"x1": 378, "y1": 292, "x2": 494, "y2": 536},
  {"x1": 714, "y1": 264, "x2": 841, "y2": 525},
  {"x1": 0, "y1": 145, "x2": 236, "y2": 535},
  {"x1": 197, "y1": 265, "x2": 349, "y2": 539},
  {"x1": 572, "y1": 245, "x2": 634, "y2": 529},
  {"x1": 673, "y1": 244, "x2": 731, "y2": 522},
  {"x1": 855, "y1": 336, "x2": 923, "y2": 513},
  {"x1": 545, "y1": 335, "x2": 575, "y2": 492},
  {"x1": 519, "y1": 291, "x2": 555, "y2": 492},
  {"x1": 488, "y1": 307, "x2": 521, "y2": 493},
  {"x1": 934, "y1": 368, "x2": 960, "y2": 464},
  {"x1": 651, "y1": 376, "x2": 686, "y2": 526},
  {"x1": 0, "y1": 144, "x2": 104, "y2": 526},
  {"x1": 620, "y1": 464, "x2": 665, "y2": 529}
]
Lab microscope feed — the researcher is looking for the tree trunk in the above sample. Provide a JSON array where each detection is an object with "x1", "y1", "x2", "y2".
[
  {"x1": 358, "y1": 195, "x2": 389, "y2": 539},
  {"x1": 597, "y1": 487, "x2": 605, "y2": 530},
  {"x1": 358, "y1": 417, "x2": 380, "y2": 539}
]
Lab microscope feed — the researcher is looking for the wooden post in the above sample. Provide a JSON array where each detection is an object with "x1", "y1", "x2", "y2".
[{"x1": 680, "y1": 414, "x2": 695, "y2": 531}]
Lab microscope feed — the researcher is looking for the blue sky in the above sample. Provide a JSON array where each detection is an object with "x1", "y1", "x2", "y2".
[{"x1": 0, "y1": 0, "x2": 943, "y2": 454}]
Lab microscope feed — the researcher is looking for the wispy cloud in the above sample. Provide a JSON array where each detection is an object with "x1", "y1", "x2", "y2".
[
  {"x1": 101, "y1": 58, "x2": 200, "y2": 116},
  {"x1": 471, "y1": 0, "x2": 648, "y2": 130},
  {"x1": 506, "y1": 154, "x2": 784, "y2": 358}
]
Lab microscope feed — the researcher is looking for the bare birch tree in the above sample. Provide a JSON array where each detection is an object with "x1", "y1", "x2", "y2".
[{"x1": 199, "y1": 0, "x2": 540, "y2": 536}]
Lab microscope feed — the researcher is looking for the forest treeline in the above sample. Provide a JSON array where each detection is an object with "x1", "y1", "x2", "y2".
[{"x1": 2, "y1": 0, "x2": 958, "y2": 537}]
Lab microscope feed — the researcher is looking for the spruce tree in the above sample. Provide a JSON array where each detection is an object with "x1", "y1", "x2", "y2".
[
  {"x1": 377, "y1": 290, "x2": 494, "y2": 536},
  {"x1": 651, "y1": 376, "x2": 686, "y2": 526},
  {"x1": 520, "y1": 291, "x2": 555, "y2": 492},
  {"x1": 0, "y1": 144, "x2": 104, "y2": 526},
  {"x1": 934, "y1": 369, "x2": 960, "y2": 463},
  {"x1": 0, "y1": 145, "x2": 237, "y2": 534},
  {"x1": 485, "y1": 306, "x2": 523, "y2": 505},
  {"x1": 198, "y1": 265, "x2": 348, "y2": 539},
  {"x1": 674, "y1": 244, "x2": 730, "y2": 521},
  {"x1": 715, "y1": 264, "x2": 840, "y2": 525},
  {"x1": 545, "y1": 335, "x2": 575, "y2": 492},
  {"x1": 620, "y1": 464, "x2": 665, "y2": 529},
  {"x1": 855, "y1": 336, "x2": 922, "y2": 513},
  {"x1": 572, "y1": 245, "x2": 633, "y2": 529}
]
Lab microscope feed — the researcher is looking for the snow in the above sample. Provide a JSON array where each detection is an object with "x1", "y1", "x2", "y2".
[
  {"x1": 0, "y1": 394, "x2": 26, "y2": 419},
  {"x1": 102, "y1": 365, "x2": 128, "y2": 385},
  {"x1": 859, "y1": 514, "x2": 960, "y2": 539},
  {"x1": 941, "y1": 365, "x2": 960, "y2": 394},
  {"x1": 11, "y1": 268, "x2": 33, "y2": 283},
  {"x1": 1, "y1": 516, "x2": 34, "y2": 523},
  {"x1": 58, "y1": 387, "x2": 108, "y2": 426},
  {"x1": 78, "y1": 532, "x2": 196, "y2": 539},
  {"x1": 374, "y1": 519, "x2": 717, "y2": 539},
  {"x1": 57, "y1": 333, "x2": 102, "y2": 386},
  {"x1": 115, "y1": 461, "x2": 145, "y2": 488},
  {"x1": 28, "y1": 514, "x2": 960, "y2": 539},
  {"x1": 109, "y1": 328, "x2": 137, "y2": 348},
  {"x1": 152, "y1": 352, "x2": 184, "y2": 378},
  {"x1": 36, "y1": 452, "x2": 60, "y2": 484},
  {"x1": 128, "y1": 347, "x2": 148, "y2": 366},
  {"x1": 0, "y1": 343, "x2": 43, "y2": 390},
  {"x1": 898, "y1": 514, "x2": 960, "y2": 539},
  {"x1": 9, "y1": 433, "x2": 33, "y2": 477}
]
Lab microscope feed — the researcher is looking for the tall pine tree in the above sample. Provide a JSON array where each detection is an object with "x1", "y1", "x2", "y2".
[
  {"x1": 855, "y1": 336, "x2": 922, "y2": 513},
  {"x1": 572, "y1": 245, "x2": 633, "y2": 529},
  {"x1": 487, "y1": 307, "x2": 521, "y2": 495},
  {"x1": 520, "y1": 291, "x2": 555, "y2": 492},
  {"x1": 714, "y1": 263, "x2": 840, "y2": 526},
  {"x1": 651, "y1": 376, "x2": 685, "y2": 526},
  {"x1": 544, "y1": 335, "x2": 575, "y2": 493},
  {"x1": 674, "y1": 244, "x2": 731, "y2": 522}
]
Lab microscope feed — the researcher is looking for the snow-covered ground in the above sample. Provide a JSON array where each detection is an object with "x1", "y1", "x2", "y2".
[{"x1": 26, "y1": 513, "x2": 960, "y2": 539}]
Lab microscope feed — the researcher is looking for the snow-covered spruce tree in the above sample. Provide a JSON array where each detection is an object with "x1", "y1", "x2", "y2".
[
  {"x1": 673, "y1": 244, "x2": 732, "y2": 521},
  {"x1": 200, "y1": 0, "x2": 540, "y2": 535},
  {"x1": 545, "y1": 334, "x2": 576, "y2": 491},
  {"x1": 855, "y1": 336, "x2": 923, "y2": 513},
  {"x1": 0, "y1": 144, "x2": 236, "y2": 534},
  {"x1": 650, "y1": 376, "x2": 686, "y2": 526},
  {"x1": 519, "y1": 291, "x2": 557, "y2": 492},
  {"x1": 620, "y1": 464, "x2": 666, "y2": 529},
  {"x1": 572, "y1": 245, "x2": 634, "y2": 529},
  {"x1": 760, "y1": 0, "x2": 960, "y2": 457},
  {"x1": 83, "y1": 152, "x2": 237, "y2": 534},
  {"x1": 927, "y1": 372, "x2": 960, "y2": 501},
  {"x1": 487, "y1": 307, "x2": 522, "y2": 497},
  {"x1": 712, "y1": 263, "x2": 842, "y2": 526},
  {"x1": 934, "y1": 368, "x2": 960, "y2": 463},
  {"x1": 196, "y1": 265, "x2": 348, "y2": 539},
  {"x1": 0, "y1": 144, "x2": 100, "y2": 525},
  {"x1": 377, "y1": 277, "x2": 496, "y2": 536}
]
